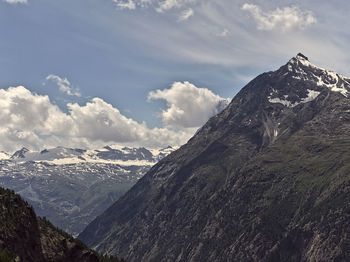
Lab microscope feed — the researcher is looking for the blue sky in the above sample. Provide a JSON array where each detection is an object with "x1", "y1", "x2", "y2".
[{"x1": 0, "y1": 0, "x2": 349, "y2": 152}]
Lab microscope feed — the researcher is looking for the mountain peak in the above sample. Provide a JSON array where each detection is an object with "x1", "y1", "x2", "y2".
[
  {"x1": 296, "y1": 52, "x2": 309, "y2": 61},
  {"x1": 286, "y1": 53, "x2": 313, "y2": 68},
  {"x1": 11, "y1": 147, "x2": 29, "y2": 159},
  {"x1": 280, "y1": 54, "x2": 350, "y2": 99},
  {"x1": 80, "y1": 54, "x2": 350, "y2": 261}
]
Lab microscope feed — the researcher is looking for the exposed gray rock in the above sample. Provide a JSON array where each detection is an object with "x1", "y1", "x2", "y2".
[{"x1": 80, "y1": 54, "x2": 350, "y2": 261}]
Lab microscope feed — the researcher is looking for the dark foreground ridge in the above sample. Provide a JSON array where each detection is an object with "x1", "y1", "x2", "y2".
[
  {"x1": 80, "y1": 54, "x2": 350, "y2": 261},
  {"x1": 0, "y1": 187, "x2": 123, "y2": 262}
]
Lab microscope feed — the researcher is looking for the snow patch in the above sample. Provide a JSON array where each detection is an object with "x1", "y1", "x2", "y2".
[
  {"x1": 268, "y1": 97, "x2": 296, "y2": 107},
  {"x1": 0, "y1": 152, "x2": 10, "y2": 160},
  {"x1": 291, "y1": 54, "x2": 349, "y2": 97},
  {"x1": 46, "y1": 157, "x2": 156, "y2": 166},
  {"x1": 268, "y1": 89, "x2": 320, "y2": 108},
  {"x1": 303, "y1": 89, "x2": 321, "y2": 103}
]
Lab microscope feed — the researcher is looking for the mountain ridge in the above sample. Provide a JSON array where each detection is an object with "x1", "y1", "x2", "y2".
[
  {"x1": 7, "y1": 145, "x2": 175, "y2": 165},
  {"x1": 0, "y1": 145, "x2": 175, "y2": 235},
  {"x1": 0, "y1": 187, "x2": 105, "y2": 262},
  {"x1": 79, "y1": 54, "x2": 350, "y2": 261}
]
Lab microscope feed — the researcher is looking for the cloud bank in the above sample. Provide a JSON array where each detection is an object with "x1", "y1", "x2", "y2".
[
  {"x1": 0, "y1": 81, "x2": 229, "y2": 152},
  {"x1": 148, "y1": 81, "x2": 230, "y2": 128}
]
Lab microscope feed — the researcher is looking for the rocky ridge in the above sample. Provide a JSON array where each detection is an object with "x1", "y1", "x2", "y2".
[
  {"x1": 80, "y1": 54, "x2": 350, "y2": 261},
  {"x1": 0, "y1": 187, "x2": 106, "y2": 262}
]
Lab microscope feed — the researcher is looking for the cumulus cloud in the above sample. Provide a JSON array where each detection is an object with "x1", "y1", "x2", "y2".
[
  {"x1": 67, "y1": 98, "x2": 143, "y2": 143},
  {"x1": 46, "y1": 74, "x2": 81, "y2": 97},
  {"x1": 3, "y1": 0, "x2": 27, "y2": 4},
  {"x1": 0, "y1": 86, "x2": 73, "y2": 151},
  {"x1": 241, "y1": 4, "x2": 316, "y2": 31},
  {"x1": 178, "y1": 8, "x2": 194, "y2": 21},
  {"x1": 148, "y1": 81, "x2": 230, "y2": 128},
  {"x1": 0, "y1": 86, "x2": 195, "y2": 152}
]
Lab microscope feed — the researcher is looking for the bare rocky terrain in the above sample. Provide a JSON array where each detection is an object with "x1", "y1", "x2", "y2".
[{"x1": 80, "y1": 54, "x2": 350, "y2": 261}]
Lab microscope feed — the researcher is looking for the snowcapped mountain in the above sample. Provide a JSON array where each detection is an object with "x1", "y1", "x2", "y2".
[
  {"x1": 9, "y1": 145, "x2": 174, "y2": 165},
  {"x1": 80, "y1": 54, "x2": 350, "y2": 261},
  {"x1": 0, "y1": 145, "x2": 175, "y2": 236},
  {"x1": 267, "y1": 53, "x2": 350, "y2": 107}
]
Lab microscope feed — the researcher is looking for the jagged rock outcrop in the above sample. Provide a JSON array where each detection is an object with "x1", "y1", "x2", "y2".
[{"x1": 80, "y1": 54, "x2": 350, "y2": 261}]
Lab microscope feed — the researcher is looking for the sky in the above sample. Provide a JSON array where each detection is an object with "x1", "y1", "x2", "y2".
[{"x1": 0, "y1": 0, "x2": 350, "y2": 152}]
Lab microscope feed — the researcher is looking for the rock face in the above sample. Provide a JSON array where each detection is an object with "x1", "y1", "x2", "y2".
[
  {"x1": 0, "y1": 187, "x2": 100, "y2": 262},
  {"x1": 0, "y1": 145, "x2": 174, "y2": 236},
  {"x1": 79, "y1": 54, "x2": 350, "y2": 261}
]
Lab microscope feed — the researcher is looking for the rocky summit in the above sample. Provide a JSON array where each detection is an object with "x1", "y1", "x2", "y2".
[{"x1": 80, "y1": 54, "x2": 350, "y2": 262}]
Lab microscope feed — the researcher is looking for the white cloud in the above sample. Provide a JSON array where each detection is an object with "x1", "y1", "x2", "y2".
[
  {"x1": 0, "y1": 82, "x2": 230, "y2": 152},
  {"x1": 241, "y1": 4, "x2": 316, "y2": 31},
  {"x1": 46, "y1": 74, "x2": 81, "y2": 97},
  {"x1": 104, "y1": 0, "x2": 350, "y2": 74},
  {"x1": 113, "y1": 0, "x2": 136, "y2": 10},
  {"x1": 0, "y1": 86, "x2": 74, "y2": 151},
  {"x1": 67, "y1": 98, "x2": 143, "y2": 143},
  {"x1": 218, "y1": 28, "x2": 229, "y2": 37},
  {"x1": 156, "y1": 0, "x2": 195, "y2": 12},
  {"x1": 66, "y1": 97, "x2": 193, "y2": 147},
  {"x1": 3, "y1": 0, "x2": 27, "y2": 4},
  {"x1": 178, "y1": 8, "x2": 194, "y2": 21},
  {"x1": 0, "y1": 86, "x2": 196, "y2": 152},
  {"x1": 148, "y1": 81, "x2": 230, "y2": 128},
  {"x1": 112, "y1": 0, "x2": 196, "y2": 13}
]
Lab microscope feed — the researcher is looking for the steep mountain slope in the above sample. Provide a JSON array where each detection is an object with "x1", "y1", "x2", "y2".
[
  {"x1": 80, "y1": 54, "x2": 350, "y2": 261},
  {"x1": 0, "y1": 145, "x2": 174, "y2": 236},
  {"x1": 0, "y1": 187, "x2": 103, "y2": 262}
]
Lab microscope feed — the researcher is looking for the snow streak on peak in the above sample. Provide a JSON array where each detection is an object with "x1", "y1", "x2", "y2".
[
  {"x1": 287, "y1": 53, "x2": 350, "y2": 97},
  {"x1": 268, "y1": 54, "x2": 350, "y2": 108}
]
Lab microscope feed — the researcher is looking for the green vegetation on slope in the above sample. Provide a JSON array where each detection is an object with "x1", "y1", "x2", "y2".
[
  {"x1": 0, "y1": 187, "x2": 124, "y2": 262},
  {"x1": 0, "y1": 248, "x2": 14, "y2": 262}
]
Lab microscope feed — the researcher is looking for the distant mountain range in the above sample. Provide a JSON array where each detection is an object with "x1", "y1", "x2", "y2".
[
  {"x1": 80, "y1": 54, "x2": 350, "y2": 261},
  {"x1": 0, "y1": 145, "x2": 175, "y2": 236}
]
